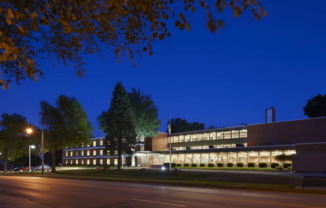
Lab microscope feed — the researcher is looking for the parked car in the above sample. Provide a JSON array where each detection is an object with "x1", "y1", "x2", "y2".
[
  {"x1": 18, "y1": 167, "x2": 29, "y2": 172},
  {"x1": 161, "y1": 163, "x2": 178, "y2": 171},
  {"x1": 9, "y1": 168, "x2": 20, "y2": 172},
  {"x1": 32, "y1": 165, "x2": 51, "y2": 171}
]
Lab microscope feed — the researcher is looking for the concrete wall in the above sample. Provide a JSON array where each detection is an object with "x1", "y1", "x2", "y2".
[{"x1": 247, "y1": 117, "x2": 326, "y2": 146}]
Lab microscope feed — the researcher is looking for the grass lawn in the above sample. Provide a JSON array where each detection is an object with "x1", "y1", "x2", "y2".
[
  {"x1": 179, "y1": 166, "x2": 275, "y2": 171},
  {"x1": 1, "y1": 168, "x2": 326, "y2": 195}
]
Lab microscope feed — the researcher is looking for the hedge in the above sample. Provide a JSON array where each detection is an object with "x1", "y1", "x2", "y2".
[
  {"x1": 271, "y1": 163, "x2": 280, "y2": 169},
  {"x1": 283, "y1": 163, "x2": 292, "y2": 169},
  {"x1": 200, "y1": 163, "x2": 205, "y2": 167},
  {"x1": 259, "y1": 163, "x2": 268, "y2": 168},
  {"x1": 248, "y1": 163, "x2": 255, "y2": 167},
  {"x1": 208, "y1": 163, "x2": 214, "y2": 167},
  {"x1": 176, "y1": 163, "x2": 182, "y2": 167},
  {"x1": 237, "y1": 163, "x2": 244, "y2": 167},
  {"x1": 227, "y1": 163, "x2": 233, "y2": 167},
  {"x1": 183, "y1": 163, "x2": 189, "y2": 167},
  {"x1": 191, "y1": 163, "x2": 197, "y2": 167},
  {"x1": 217, "y1": 163, "x2": 224, "y2": 167}
]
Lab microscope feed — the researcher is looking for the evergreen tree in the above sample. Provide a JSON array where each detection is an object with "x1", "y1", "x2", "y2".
[
  {"x1": 98, "y1": 82, "x2": 136, "y2": 170},
  {"x1": 128, "y1": 88, "x2": 160, "y2": 140},
  {"x1": 40, "y1": 95, "x2": 93, "y2": 172},
  {"x1": 167, "y1": 118, "x2": 205, "y2": 133}
]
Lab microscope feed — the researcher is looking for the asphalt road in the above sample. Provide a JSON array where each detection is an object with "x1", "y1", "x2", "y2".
[{"x1": 0, "y1": 176, "x2": 326, "y2": 208}]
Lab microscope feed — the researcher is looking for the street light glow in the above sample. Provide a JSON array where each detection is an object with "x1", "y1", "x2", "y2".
[
  {"x1": 26, "y1": 128, "x2": 33, "y2": 134},
  {"x1": 30, "y1": 145, "x2": 35, "y2": 149}
]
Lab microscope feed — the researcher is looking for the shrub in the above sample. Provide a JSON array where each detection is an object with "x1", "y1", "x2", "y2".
[
  {"x1": 248, "y1": 163, "x2": 255, "y2": 167},
  {"x1": 227, "y1": 163, "x2": 233, "y2": 167},
  {"x1": 283, "y1": 163, "x2": 292, "y2": 169},
  {"x1": 208, "y1": 163, "x2": 214, "y2": 167},
  {"x1": 183, "y1": 163, "x2": 189, "y2": 167},
  {"x1": 200, "y1": 163, "x2": 205, "y2": 167},
  {"x1": 191, "y1": 163, "x2": 197, "y2": 167},
  {"x1": 275, "y1": 166, "x2": 284, "y2": 170},
  {"x1": 259, "y1": 163, "x2": 268, "y2": 168},
  {"x1": 217, "y1": 163, "x2": 224, "y2": 167},
  {"x1": 237, "y1": 163, "x2": 244, "y2": 167},
  {"x1": 176, "y1": 163, "x2": 182, "y2": 167},
  {"x1": 271, "y1": 163, "x2": 279, "y2": 169}
]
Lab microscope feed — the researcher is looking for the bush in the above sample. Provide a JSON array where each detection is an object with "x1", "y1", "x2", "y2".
[
  {"x1": 217, "y1": 163, "x2": 224, "y2": 167},
  {"x1": 191, "y1": 163, "x2": 197, "y2": 167},
  {"x1": 227, "y1": 163, "x2": 233, "y2": 167},
  {"x1": 274, "y1": 166, "x2": 284, "y2": 170},
  {"x1": 183, "y1": 163, "x2": 189, "y2": 167},
  {"x1": 271, "y1": 163, "x2": 279, "y2": 169},
  {"x1": 237, "y1": 163, "x2": 244, "y2": 167},
  {"x1": 283, "y1": 163, "x2": 292, "y2": 169},
  {"x1": 176, "y1": 163, "x2": 182, "y2": 167},
  {"x1": 200, "y1": 163, "x2": 205, "y2": 167},
  {"x1": 259, "y1": 163, "x2": 268, "y2": 168},
  {"x1": 248, "y1": 163, "x2": 255, "y2": 167},
  {"x1": 208, "y1": 163, "x2": 214, "y2": 167}
]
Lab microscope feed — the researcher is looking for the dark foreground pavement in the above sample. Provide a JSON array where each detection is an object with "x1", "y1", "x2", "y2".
[{"x1": 0, "y1": 176, "x2": 326, "y2": 208}]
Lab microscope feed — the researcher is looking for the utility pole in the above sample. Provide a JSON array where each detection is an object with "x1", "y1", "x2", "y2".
[
  {"x1": 168, "y1": 114, "x2": 172, "y2": 171},
  {"x1": 41, "y1": 124, "x2": 44, "y2": 175}
]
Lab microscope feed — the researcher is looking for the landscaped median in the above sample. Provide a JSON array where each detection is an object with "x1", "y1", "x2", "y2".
[{"x1": 1, "y1": 168, "x2": 326, "y2": 195}]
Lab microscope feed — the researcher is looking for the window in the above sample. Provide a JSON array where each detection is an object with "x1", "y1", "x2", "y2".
[
  {"x1": 65, "y1": 151, "x2": 68, "y2": 157},
  {"x1": 240, "y1": 129, "x2": 247, "y2": 138},
  {"x1": 65, "y1": 160, "x2": 68, "y2": 165},
  {"x1": 70, "y1": 151, "x2": 73, "y2": 157},
  {"x1": 93, "y1": 140, "x2": 96, "y2": 147},
  {"x1": 93, "y1": 159, "x2": 96, "y2": 165},
  {"x1": 76, "y1": 151, "x2": 78, "y2": 157},
  {"x1": 70, "y1": 160, "x2": 73, "y2": 165},
  {"x1": 87, "y1": 144, "x2": 90, "y2": 147},
  {"x1": 81, "y1": 150, "x2": 84, "y2": 156},
  {"x1": 76, "y1": 159, "x2": 78, "y2": 165},
  {"x1": 93, "y1": 150, "x2": 96, "y2": 156},
  {"x1": 100, "y1": 150, "x2": 103, "y2": 155},
  {"x1": 179, "y1": 135, "x2": 185, "y2": 142},
  {"x1": 174, "y1": 136, "x2": 178, "y2": 143},
  {"x1": 100, "y1": 140, "x2": 103, "y2": 146},
  {"x1": 191, "y1": 135, "x2": 197, "y2": 141},
  {"x1": 87, "y1": 150, "x2": 90, "y2": 156},
  {"x1": 224, "y1": 131, "x2": 231, "y2": 139},
  {"x1": 185, "y1": 135, "x2": 191, "y2": 142},
  {"x1": 81, "y1": 160, "x2": 84, "y2": 164},
  {"x1": 203, "y1": 133, "x2": 209, "y2": 140},
  {"x1": 216, "y1": 132, "x2": 223, "y2": 139},
  {"x1": 197, "y1": 134, "x2": 203, "y2": 141},
  {"x1": 210, "y1": 132, "x2": 216, "y2": 140},
  {"x1": 232, "y1": 130, "x2": 239, "y2": 138},
  {"x1": 107, "y1": 159, "x2": 110, "y2": 165},
  {"x1": 87, "y1": 159, "x2": 90, "y2": 165},
  {"x1": 100, "y1": 159, "x2": 103, "y2": 165}
]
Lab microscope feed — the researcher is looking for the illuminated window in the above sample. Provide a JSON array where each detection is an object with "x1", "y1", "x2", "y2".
[
  {"x1": 100, "y1": 150, "x2": 103, "y2": 155},
  {"x1": 93, "y1": 159, "x2": 96, "y2": 165},
  {"x1": 65, "y1": 151, "x2": 68, "y2": 157},
  {"x1": 93, "y1": 150, "x2": 96, "y2": 156},
  {"x1": 191, "y1": 135, "x2": 197, "y2": 141},
  {"x1": 217, "y1": 132, "x2": 223, "y2": 139},
  {"x1": 107, "y1": 159, "x2": 110, "y2": 165},
  {"x1": 70, "y1": 160, "x2": 73, "y2": 165},
  {"x1": 65, "y1": 160, "x2": 68, "y2": 164},
  {"x1": 185, "y1": 135, "x2": 191, "y2": 142},
  {"x1": 100, "y1": 159, "x2": 103, "y2": 165},
  {"x1": 87, "y1": 144, "x2": 90, "y2": 147},
  {"x1": 179, "y1": 135, "x2": 185, "y2": 142},
  {"x1": 197, "y1": 134, "x2": 203, "y2": 141},
  {"x1": 100, "y1": 140, "x2": 103, "y2": 146},
  {"x1": 224, "y1": 131, "x2": 231, "y2": 139},
  {"x1": 203, "y1": 133, "x2": 209, "y2": 141},
  {"x1": 240, "y1": 130, "x2": 247, "y2": 138},
  {"x1": 210, "y1": 132, "x2": 216, "y2": 140},
  {"x1": 81, "y1": 150, "x2": 84, "y2": 156},
  {"x1": 174, "y1": 136, "x2": 179, "y2": 143},
  {"x1": 87, "y1": 150, "x2": 90, "y2": 156},
  {"x1": 81, "y1": 160, "x2": 84, "y2": 165},
  {"x1": 70, "y1": 151, "x2": 73, "y2": 157},
  {"x1": 76, "y1": 159, "x2": 78, "y2": 165},
  {"x1": 93, "y1": 141, "x2": 96, "y2": 147},
  {"x1": 87, "y1": 159, "x2": 90, "y2": 165},
  {"x1": 232, "y1": 130, "x2": 239, "y2": 138}
]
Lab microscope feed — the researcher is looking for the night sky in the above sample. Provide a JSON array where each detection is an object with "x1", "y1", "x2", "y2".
[{"x1": 1, "y1": 0, "x2": 326, "y2": 137}]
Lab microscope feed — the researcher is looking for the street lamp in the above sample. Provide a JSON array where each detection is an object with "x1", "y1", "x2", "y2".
[
  {"x1": 26, "y1": 128, "x2": 33, "y2": 135},
  {"x1": 26, "y1": 126, "x2": 44, "y2": 175},
  {"x1": 29, "y1": 145, "x2": 35, "y2": 171}
]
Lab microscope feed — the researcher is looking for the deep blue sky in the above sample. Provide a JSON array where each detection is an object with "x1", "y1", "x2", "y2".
[{"x1": 1, "y1": 0, "x2": 326, "y2": 137}]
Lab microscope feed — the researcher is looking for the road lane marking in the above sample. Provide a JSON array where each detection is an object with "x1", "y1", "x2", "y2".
[{"x1": 133, "y1": 198, "x2": 186, "y2": 207}]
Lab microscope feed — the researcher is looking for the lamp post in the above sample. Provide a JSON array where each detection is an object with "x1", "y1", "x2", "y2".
[
  {"x1": 41, "y1": 124, "x2": 44, "y2": 175},
  {"x1": 168, "y1": 114, "x2": 172, "y2": 171},
  {"x1": 29, "y1": 145, "x2": 35, "y2": 171}
]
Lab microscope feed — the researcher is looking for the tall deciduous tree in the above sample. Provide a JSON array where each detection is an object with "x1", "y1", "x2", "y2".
[
  {"x1": 39, "y1": 95, "x2": 93, "y2": 172},
  {"x1": 167, "y1": 118, "x2": 205, "y2": 133},
  {"x1": 0, "y1": 113, "x2": 35, "y2": 172},
  {"x1": 0, "y1": 0, "x2": 266, "y2": 89},
  {"x1": 128, "y1": 88, "x2": 161, "y2": 140},
  {"x1": 303, "y1": 94, "x2": 326, "y2": 118},
  {"x1": 98, "y1": 82, "x2": 136, "y2": 170}
]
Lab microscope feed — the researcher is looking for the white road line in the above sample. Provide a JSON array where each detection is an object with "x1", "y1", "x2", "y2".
[{"x1": 133, "y1": 198, "x2": 186, "y2": 207}]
